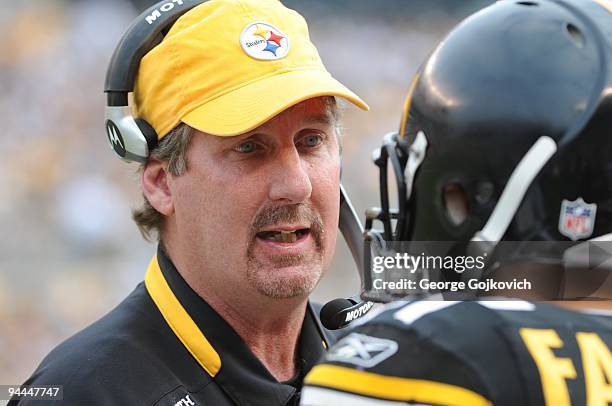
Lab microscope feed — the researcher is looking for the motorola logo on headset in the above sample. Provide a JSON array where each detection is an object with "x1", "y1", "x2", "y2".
[
  {"x1": 106, "y1": 120, "x2": 126, "y2": 157},
  {"x1": 145, "y1": 0, "x2": 186, "y2": 24}
]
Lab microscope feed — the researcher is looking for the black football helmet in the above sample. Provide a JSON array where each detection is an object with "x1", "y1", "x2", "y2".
[{"x1": 361, "y1": 0, "x2": 612, "y2": 302}]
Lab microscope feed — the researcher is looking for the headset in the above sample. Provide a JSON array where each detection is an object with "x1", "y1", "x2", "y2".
[{"x1": 104, "y1": 0, "x2": 207, "y2": 163}]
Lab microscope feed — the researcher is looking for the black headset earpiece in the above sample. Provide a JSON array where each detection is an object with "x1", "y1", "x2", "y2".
[
  {"x1": 104, "y1": 0, "x2": 207, "y2": 163},
  {"x1": 134, "y1": 118, "x2": 159, "y2": 152}
]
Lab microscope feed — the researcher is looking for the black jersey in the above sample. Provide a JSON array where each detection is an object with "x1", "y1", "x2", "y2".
[{"x1": 301, "y1": 299, "x2": 612, "y2": 406}]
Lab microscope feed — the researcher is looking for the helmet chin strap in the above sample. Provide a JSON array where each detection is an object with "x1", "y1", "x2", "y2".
[{"x1": 471, "y1": 136, "x2": 558, "y2": 254}]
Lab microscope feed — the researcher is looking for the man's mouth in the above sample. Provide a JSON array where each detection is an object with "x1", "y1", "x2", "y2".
[{"x1": 256, "y1": 228, "x2": 310, "y2": 243}]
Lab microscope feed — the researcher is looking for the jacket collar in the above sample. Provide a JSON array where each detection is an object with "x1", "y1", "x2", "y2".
[{"x1": 145, "y1": 246, "x2": 328, "y2": 405}]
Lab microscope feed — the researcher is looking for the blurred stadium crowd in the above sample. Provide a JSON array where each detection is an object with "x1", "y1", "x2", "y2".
[{"x1": 0, "y1": 0, "x2": 491, "y2": 391}]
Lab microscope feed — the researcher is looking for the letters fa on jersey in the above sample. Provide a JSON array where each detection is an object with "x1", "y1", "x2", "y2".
[{"x1": 326, "y1": 333, "x2": 398, "y2": 368}]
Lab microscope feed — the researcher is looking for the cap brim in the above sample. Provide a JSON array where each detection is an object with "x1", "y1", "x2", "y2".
[{"x1": 181, "y1": 69, "x2": 369, "y2": 136}]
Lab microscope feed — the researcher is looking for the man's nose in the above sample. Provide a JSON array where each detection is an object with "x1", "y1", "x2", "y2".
[{"x1": 267, "y1": 147, "x2": 312, "y2": 203}]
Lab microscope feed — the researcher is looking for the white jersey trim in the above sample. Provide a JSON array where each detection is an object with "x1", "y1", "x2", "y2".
[
  {"x1": 477, "y1": 300, "x2": 535, "y2": 311},
  {"x1": 300, "y1": 386, "x2": 432, "y2": 406},
  {"x1": 393, "y1": 300, "x2": 459, "y2": 325}
]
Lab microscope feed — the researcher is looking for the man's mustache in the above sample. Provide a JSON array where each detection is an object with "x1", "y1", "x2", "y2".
[{"x1": 250, "y1": 203, "x2": 324, "y2": 250}]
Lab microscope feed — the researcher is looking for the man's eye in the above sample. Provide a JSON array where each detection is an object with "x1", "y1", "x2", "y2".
[
  {"x1": 302, "y1": 134, "x2": 323, "y2": 148},
  {"x1": 235, "y1": 141, "x2": 257, "y2": 153}
]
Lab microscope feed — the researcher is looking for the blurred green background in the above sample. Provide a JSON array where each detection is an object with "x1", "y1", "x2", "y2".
[{"x1": 0, "y1": 0, "x2": 492, "y2": 391}]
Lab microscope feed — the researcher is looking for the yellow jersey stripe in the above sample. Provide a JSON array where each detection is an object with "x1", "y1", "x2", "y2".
[
  {"x1": 304, "y1": 364, "x2": 492, "y2": 406},
  {"x1": 145, "y1": 255, "x2": 221, "y2": 377}
]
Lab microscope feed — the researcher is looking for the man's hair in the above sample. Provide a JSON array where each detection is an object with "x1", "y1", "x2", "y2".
[
  {"x1": 132, "y1": 97, "x2": 340, "y2": 241},
  {"x1": 132, "y1": 123, "x2": 193, "y2": 241}
]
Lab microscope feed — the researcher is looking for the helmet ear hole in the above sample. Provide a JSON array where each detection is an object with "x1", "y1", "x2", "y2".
[
  {"x1": 565, "y1": 23, "x2": 585, "y2": 48},
  {"x1": 443, "y1": 183, "x2": 469, "y2": 226}
]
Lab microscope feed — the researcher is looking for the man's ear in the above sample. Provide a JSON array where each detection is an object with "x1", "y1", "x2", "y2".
[{"x1": 141, "y1": 160, "x2": 174, "y2": 216}]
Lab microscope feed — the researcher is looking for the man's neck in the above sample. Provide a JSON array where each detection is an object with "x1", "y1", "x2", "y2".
[{"x1": 208, "y1": 296, "x2": 307, "y2": 382}]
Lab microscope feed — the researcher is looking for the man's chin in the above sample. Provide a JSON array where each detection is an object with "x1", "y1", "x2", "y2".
[{"x1": 246, "y1": 257, "x2": 323, "y2": 300}]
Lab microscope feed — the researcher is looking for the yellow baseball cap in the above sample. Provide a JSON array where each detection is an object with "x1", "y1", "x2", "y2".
[{"x1": 134, "y1": 0, "x2": 369, "y2": 139}]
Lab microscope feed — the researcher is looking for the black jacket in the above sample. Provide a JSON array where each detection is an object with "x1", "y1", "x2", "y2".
[{"x1": 11, "y1": 247, "x2": 338, "y2": 405}]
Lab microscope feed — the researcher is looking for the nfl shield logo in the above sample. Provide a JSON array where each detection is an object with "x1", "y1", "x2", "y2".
[{"x1": 558, "y1": 198, "x2": 597, "y2": 241}]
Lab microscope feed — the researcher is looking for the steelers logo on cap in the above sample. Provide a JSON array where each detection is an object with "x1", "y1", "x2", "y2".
[{"x1": 240, "y1": 22, "x2": 290, "y2": 61}]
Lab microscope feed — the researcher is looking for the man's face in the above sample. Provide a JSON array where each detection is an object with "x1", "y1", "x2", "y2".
[{"x1": 169, "y1": 98, "x2": 341, "y2": 300}]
